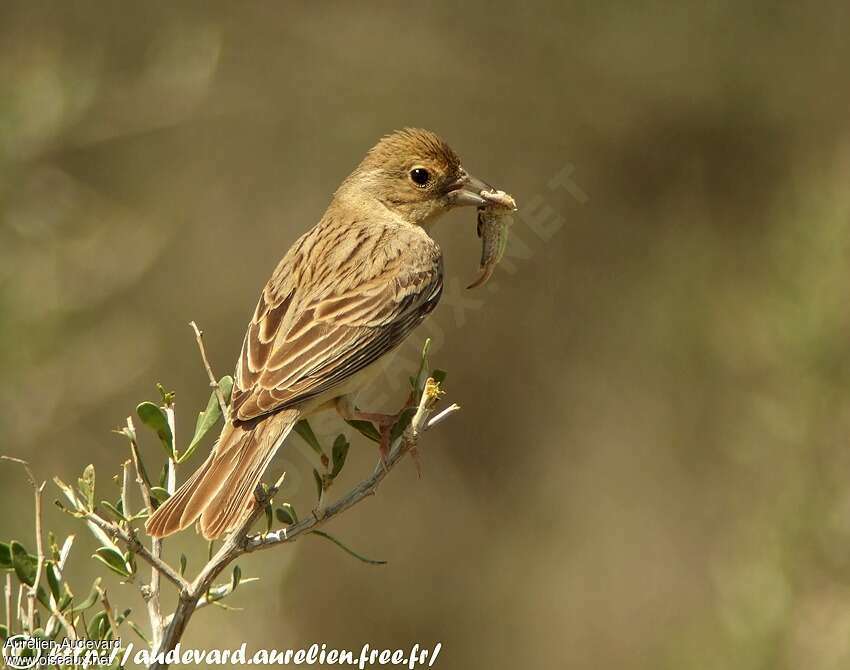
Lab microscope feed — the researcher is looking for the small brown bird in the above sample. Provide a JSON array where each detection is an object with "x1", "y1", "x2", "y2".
[{"x1": 146, "y1": 128, "x2": 494, "y2": 539}]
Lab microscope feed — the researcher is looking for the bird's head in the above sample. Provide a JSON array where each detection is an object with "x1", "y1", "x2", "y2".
[{"x1": 339, "y1": 128, "x2": 493, "y2": 226}]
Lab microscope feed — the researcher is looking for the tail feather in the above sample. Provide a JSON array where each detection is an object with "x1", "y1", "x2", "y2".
[{"x1": 145, "y1": 409, "x2": 299, "y2": 539}]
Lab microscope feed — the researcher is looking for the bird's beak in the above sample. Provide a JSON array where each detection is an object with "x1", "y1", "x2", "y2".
[{"x1": 445, "y1": 171, "x2": 495, "y2": 208}]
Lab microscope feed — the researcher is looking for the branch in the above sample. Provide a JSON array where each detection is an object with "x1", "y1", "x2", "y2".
[
  {"x1": 150, "y1": 378, "x2": 454, "y2": 668},
  {"x1": 121, "y1": 461, "x2": 132, "y2": 525},
  {"x1": 98, "y1": 586, "x2": 120, "y2": 640},
  {"x1": 127, "y1": 417, "x2": 154, "y2": 496},
  {"x1": 190, "y1": 321, "x2": 227, "y2": 415}
]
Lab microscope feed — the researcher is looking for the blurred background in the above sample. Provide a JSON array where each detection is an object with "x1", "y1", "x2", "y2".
[{"x1": 3, "y1": 2, "x2": 850, "y2": 668}]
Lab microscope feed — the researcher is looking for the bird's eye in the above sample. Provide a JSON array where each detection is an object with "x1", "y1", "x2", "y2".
[{"x1": 409, "y1": 167, "x2": 431, "y2": 187}]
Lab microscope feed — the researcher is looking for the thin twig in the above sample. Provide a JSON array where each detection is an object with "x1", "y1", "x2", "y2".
[
  {"x1": 121, "y1": 460, "x2": 132, "y2": 521},
  {"x1": 147, "y1": 532, "x2": 165, "y2": 649},
  {"x1": 98, "y1": 587, "x2": 120, "y2": 640},
  {"x1": 164, "y1": 410, "x2": 177, "y2": 492},
  {"x1": 127, "y1": 418, "x2": 154, "y2": 513},
  {"x1": 4, "y1": 573, "x2": 11, "y2": 636},
  {"x1": 190, "y1": 321, "x2": 227, "y2": 415},
  {"x1": 16, "y1": 583, "x2": 24, "y2": 630},
  {"x1": 127, "y1": 417, "x2": 153, "y2": 492},
  {"x1": 29, "y1": 480, "x2": 46, "y2": 634}
]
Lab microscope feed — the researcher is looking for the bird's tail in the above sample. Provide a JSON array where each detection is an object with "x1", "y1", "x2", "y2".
[{"x1": 145, "y1": 408, "x2": 299, "y2": 540}]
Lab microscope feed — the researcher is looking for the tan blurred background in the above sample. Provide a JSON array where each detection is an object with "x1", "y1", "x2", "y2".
[{"x1": 3, "y1": 2, "x2": 850, "y2": 668}]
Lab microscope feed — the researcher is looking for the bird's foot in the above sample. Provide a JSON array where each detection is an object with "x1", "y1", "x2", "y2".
[{"x1": 337, "y1": 394, "x2": 417, "y2": 472}]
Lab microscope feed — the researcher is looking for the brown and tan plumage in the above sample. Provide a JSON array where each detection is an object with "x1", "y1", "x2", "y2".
[{"x1": 146, "y1": 128, "x2": 495, "y2": 539}]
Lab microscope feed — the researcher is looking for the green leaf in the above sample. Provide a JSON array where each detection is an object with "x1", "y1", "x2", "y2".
[
  {"x1": 345, "y1": 419, "x2": 382, "y2": 443},
  {"x1": 136, "y1": 401, "x2": 174, "y2": 458},
  {"x1": 204, "y1": 576, "x2": 259, "y2": 603},
  {"x1": 310, "y1": 530, "x2": 387, "y2": 565},
  {"x1": 150, "y1": 487, "x2": 171, "y2": 505},
  {"x1": 127, "y1": 619, "x2": 150, "y2": 644},
  {"x1": 84, "y1": 520, "x2": 120, "y2": 556},
  {"x1": 313, "y1": 469, "x2": 323, "y2": 499},
  {"x1": 44, "y1": 614, "x2": 60, "y2": 639},
  {"x1": 53, "y1": 476, "x2": 80, "y2": 509},
  {"x1": 179, "y1": 554, "x2": 187, "y2": 577},
  {"x1": 0, "y1": 542, "x2": 11, "y2": 570},
  {"x1": 36, "y1": 586, "x2": 50, "y2": 609},
  {"x1": 46, "y1": 561, "x2": 62, "y2": 601},
  {"x1": 58, "y1": 535, "x2": 74, "y2": 566},
  {"x1": 0, "y1": 624, "x2": 7, "y2": 642},
  {"x1": 57, "y1": 586, "x2": 73, "y2": 612},
  {"x1": 219, "y1": 375, "x2": 234, "y2": 400},
  {"x1": 125, "y1": 550, "x2": 137, "y2": 576},
  {"x1": 87, "y1": 610, "x2": 108, "y2": 640},
  {"x1": 78, "y1": 464, "x2": 96, "y2": 510},
  {"x1": 275, "y1": 503, "x2": 298, "y2": 525},
  {"x1": 294, "y1": 420, "x2": 325, "y2": 457},
  {"x1": 72, "y1": 579, "x2": 102, "y2": 613},
  {"x1": 114, "y1": 422, "x2": 136, "y2": 443},
  {"x1": 116, "y1": 608, "x2": 132, "y2": 625},
  {"x1": 330, "y1": 434, "x2": 350, "y2": 479},
  {"x1": 101, "y1": 500, "x2": 126, "y2": 522},
  {"x1": 181, "y1": 376, "x2": 233, "y2": 464},
  {"x1": 11, "y1": 541, "x2": 37, "y2": 586},
  {"x1": 92, "y1": 547, "x2": 130, "y2": 577},
  {"x1": 411, "y1": 338, "x2": 432, "y2": 391},
  {"x1": 432, "y1": 369, "x2": 447, "y2": 384},
  {"x1": 231, "y1": 565, "x2": 242, "y2": 591}
]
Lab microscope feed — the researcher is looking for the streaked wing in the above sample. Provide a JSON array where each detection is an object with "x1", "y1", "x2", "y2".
[{"x1": 231, "y1": 221, "x2": 442, "y2": 422}]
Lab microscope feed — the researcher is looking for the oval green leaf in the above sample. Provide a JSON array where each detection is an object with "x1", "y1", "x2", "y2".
[
  {"x1": 294, "y1": 420, "x2": 325, "y2": 457},
  {"x1": 11, "y1": 541, "x2": 37, "y2": 586},
  {"x1": 330, "y1": 435, "x2": 350, "y2": 479},
  {"x1": 136, "y1": 401, "x2": 174, "y2": 458},
  {"x1": 92, "y1": 547, "x2": 130, "y2": 578}
]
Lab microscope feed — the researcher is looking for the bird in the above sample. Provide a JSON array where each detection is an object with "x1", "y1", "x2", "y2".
[{"x1": 145, "y1": 128, "x2": 494, "y2": 540}]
